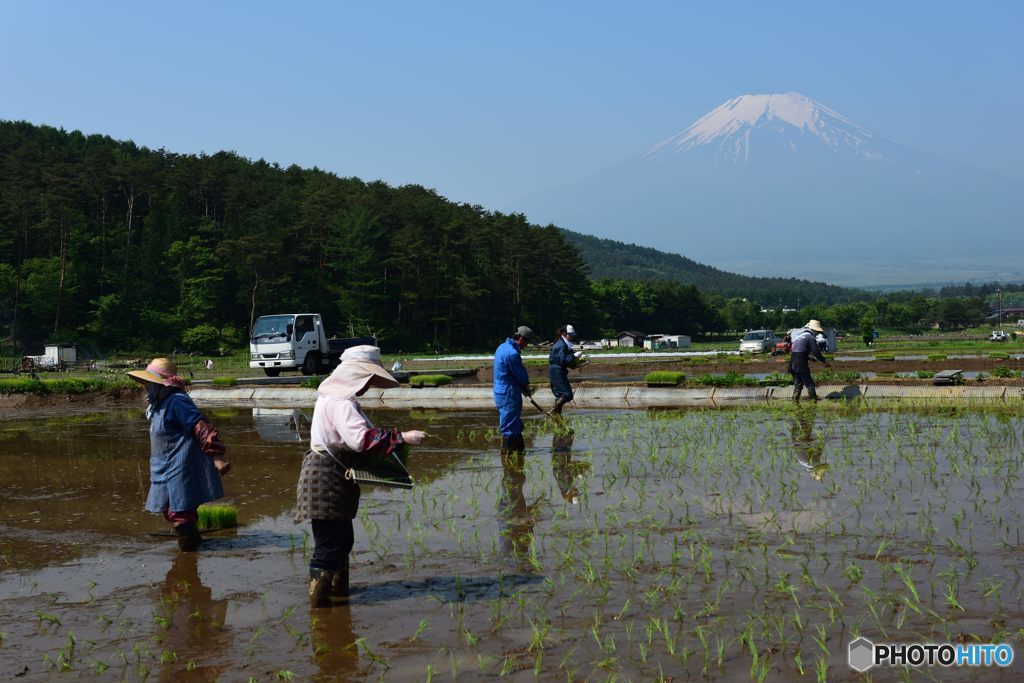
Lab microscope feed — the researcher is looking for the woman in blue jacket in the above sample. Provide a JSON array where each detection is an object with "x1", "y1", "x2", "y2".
[{"x1": 548, "y1": 325, "x2": 577, "y2": 415}]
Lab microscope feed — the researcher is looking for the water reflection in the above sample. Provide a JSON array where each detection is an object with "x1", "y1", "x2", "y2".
[
  {"x1": 310, "y1": 605, "x2": 360, "y2": 679},
  {"x1": 551, "y1": 433, "x2": 589, "y2": 504},
  {"x1": 252, "y1": 408, "x2": 311, "y2": 443},
  {"x1": 156, "y1": 553, "x2": 230, "y2": 681},
  {"x1": 498, "y1": 449, "x2": 536, "y2": 562},
  {"x1": 791, "y1": 411, "x2": 828, "y2": 481}
]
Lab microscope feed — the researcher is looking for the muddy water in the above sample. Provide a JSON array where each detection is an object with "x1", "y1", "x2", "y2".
[{"x1": 2, "y1": 406, "x2": 1023, "y2": 681}]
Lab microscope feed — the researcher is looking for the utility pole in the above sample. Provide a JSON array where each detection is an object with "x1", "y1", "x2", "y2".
[{"x1": 997, "y1": 289, "x2": 1003, "y2": 330}]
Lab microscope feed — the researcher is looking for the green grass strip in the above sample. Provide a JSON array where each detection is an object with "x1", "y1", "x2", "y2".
[{"x1": 0, "y1": 377, "x2": 138, "y2": 395}]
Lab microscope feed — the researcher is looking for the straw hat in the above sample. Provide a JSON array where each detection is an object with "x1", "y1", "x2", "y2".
[
  {"x1": 805, "y1": 319, "x2": 825, "y2": 333},
  {"x1": 317, "y1": 345, "x2": 399, "y2": 399},
  {"x1": 127, "y1": 357, "x2": 180, "y2": 386}
]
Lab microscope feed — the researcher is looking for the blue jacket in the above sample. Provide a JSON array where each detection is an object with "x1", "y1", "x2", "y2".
[
  {"x1": 494, "y1": 338, "x2": 530, "y2": 437},
  {"x1": 548, "y1": 337, "x2": 574, "y2": 370},
  {"x1": 145, "y1": 391, "x2": 223, "y2": 513},
  {"x1": 494, "y1": 338, "x2": 529, "y2": 395}
]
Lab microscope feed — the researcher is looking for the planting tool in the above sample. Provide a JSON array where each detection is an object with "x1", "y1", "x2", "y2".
[{"x1": 525, "y1": 393, "x2": 552, "y2": 415}]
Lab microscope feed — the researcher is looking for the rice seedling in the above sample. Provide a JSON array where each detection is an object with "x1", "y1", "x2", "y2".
[
  {"x1": 7, "y1": 402, "x2": 1024, "y2": 680},
  {"x1": 409, "y1": 374, "x2": 453, "y2": 387},
  {"x1": 197, "y1": 503, "x2": 238, "y2": 529},
  {"x1": 643, "y1": 371, "x2": 686, "y2": 386}
]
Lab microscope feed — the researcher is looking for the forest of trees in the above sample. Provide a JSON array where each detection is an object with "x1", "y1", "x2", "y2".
[
  {"x1": 0, "y1": 121, "x2": 1011, "y2": 356},
  {"x1": 562, "y1": 229, "x2": 869, "y2": 305}
]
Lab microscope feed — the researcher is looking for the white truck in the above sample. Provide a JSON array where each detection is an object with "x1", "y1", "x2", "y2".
[{"x1": 249, "y1": 313, "x2": 376, "y2": 377}]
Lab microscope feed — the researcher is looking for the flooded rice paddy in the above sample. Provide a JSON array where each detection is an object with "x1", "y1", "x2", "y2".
[{"x1": 2, "y1": 404, "x2": 1023, "y2": 681}]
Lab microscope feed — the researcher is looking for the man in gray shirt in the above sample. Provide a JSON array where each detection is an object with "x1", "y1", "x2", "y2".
[{"x1": 789, "y1": 319, "x2": 830, "y2": 402}]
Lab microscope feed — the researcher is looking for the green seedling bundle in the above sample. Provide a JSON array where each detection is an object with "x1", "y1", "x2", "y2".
[{"x1": 197, "y1": 504, "x2": 237, "y2": 530}]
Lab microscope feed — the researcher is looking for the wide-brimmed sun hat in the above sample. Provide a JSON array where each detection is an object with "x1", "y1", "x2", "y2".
[
  {"x1": 805, "y1": 319, "x2": 825, "y2": 334},
  {"x1": 127, "y1": 357, "x2": 181, "y2": 386},
  {"x1": 318, "y1": 345, "x2": 399, "y2": 399}
]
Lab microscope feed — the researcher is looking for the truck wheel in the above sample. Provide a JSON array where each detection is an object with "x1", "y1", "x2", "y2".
[
  {"x1": 301, "y1": 353, "x2": 321, "y2": 376},
  {"x1": 264, "y1": 368, "x2": 281, "y2": 377}
]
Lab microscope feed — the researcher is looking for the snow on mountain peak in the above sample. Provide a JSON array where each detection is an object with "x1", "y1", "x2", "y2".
[{"x1": 644, "y1": 93, "x2": 881, "y2": 162}]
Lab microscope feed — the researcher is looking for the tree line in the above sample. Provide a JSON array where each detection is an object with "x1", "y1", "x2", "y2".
[{"x1": 0, "y1": 121, "x2": 1007, "y2": 356}]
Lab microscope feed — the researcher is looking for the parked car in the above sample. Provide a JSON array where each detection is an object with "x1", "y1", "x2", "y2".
[
  {"x1": 990, "y1": 330, "x2": 1009, "y2": 342},
  {"x1": 739, "y1": 329, "x2": 779, "y2": 354}
]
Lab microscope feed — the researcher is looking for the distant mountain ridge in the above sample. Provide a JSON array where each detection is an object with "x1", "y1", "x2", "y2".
[
  {"x1": 560, "y1": 228, "x2": 867, "y2": 305},
  {"x1": 518, "y1": 93, "x2": 1024, "y2": 286}
]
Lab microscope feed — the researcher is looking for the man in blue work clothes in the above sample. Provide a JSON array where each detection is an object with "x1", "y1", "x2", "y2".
[{"x1": 494, "y1": 326, "x2": 536, "y2": 454}]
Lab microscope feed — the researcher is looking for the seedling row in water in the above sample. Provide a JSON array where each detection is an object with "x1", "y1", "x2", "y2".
[{"x1": 5, "y1": 403, "x2": 1023, "y2": 680}]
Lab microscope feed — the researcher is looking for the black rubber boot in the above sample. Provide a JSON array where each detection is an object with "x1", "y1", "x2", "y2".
[
  {"x1": 309, "y1": 568, "x2": 335, "y2": 608},
  {"x1": 331, "y1": 558, "x2": 350, "y2": 598},
  {"x1": 174, "y1": 523, "x2": 202, "y2": 552},
  {"x1": 807, "y1": 387, "x2": 819, "y2": 402},
  {"x1": 792, "y1": 386, "x2": 803, "y2": 403}
]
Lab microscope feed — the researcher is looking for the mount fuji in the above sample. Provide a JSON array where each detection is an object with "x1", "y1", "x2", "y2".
[{"x1": 516, "y1": 93, "x2": 1023, "y2": 286}]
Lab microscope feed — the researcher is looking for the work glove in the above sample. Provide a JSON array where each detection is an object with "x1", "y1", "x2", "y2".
[{"x1": 522, "y1": 385, "x2": 534, "y2": 397}]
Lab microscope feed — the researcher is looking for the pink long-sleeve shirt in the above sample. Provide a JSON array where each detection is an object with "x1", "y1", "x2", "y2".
[{"x1": 310, "y1": 395, "x2": 403, "y2": 455}]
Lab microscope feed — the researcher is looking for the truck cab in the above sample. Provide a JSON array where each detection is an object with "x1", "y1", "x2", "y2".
[{"x1": 250, "y1": 313, "x2": 327, "y2": 376}]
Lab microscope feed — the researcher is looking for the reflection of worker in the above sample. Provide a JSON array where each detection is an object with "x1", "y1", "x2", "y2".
[
  {"x1": 551, "y1": 433, "x2": 589, "y2": 504},
  {"x1": 157, "y1": 553, "x2": 229, "y2": 679},
  {"x1": 791, "y1": 412, "x2": 828, "y2": 480},
  {"x1": 789, "y1": 320, "x2": 830, "y2": 402},
  {"x1": 128, "y1": 357, "x2": 230, "y2": 552},
  {"x1": 548, "y1": 325, "x2": 577, "y2": 416},
  {"x1": 498, "y1": 449, "x2": 536, "y2": 562},
  {"x1": 493, "y1": 326, "x2": 536, "y2": 455},
  {"x1": 310, "y1": 603, "x2": 360, "y2": 678},
  {"x1": 295, "y1": 346, "x2": 426, "y2": 608}
]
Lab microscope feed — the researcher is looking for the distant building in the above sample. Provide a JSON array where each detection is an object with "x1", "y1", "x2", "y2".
[
  {"x1": 643, "y1": 334, "x2": 692, "y2": 349},
  {"x1": 615, "y1": 331, "x2": 645, "y2": 348}
]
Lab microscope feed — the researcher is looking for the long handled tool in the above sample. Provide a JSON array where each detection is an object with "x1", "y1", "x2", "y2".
[{"x1": 526, "y1": 393, "x2": 547, "y2": 414}]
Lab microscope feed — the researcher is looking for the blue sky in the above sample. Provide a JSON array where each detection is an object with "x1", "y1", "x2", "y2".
[{"x1": 2, "y1": 1, "x2": 1021, "y2": 211}]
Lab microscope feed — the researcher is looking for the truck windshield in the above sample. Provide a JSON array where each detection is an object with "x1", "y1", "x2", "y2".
[{"x1": 251, "y1": 315, "x2": 293, "y2": 341}]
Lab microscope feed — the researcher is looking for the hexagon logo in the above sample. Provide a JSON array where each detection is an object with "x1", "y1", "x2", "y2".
[{"x1": 848, "y1": 637, "x2": 875, "y2": 672}]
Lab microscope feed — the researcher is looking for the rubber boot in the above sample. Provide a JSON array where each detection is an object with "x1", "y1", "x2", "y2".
[
  {"x1": 807, "y1": 387, "x2": 819, "y2": 402},
  {"x1": 331, "y1": 559, "x2": 350, "y2": 598},
  {"x1": 548, "y1": 397, "x2": 569, "y2": 416},
  {"x1": 309, "y1": 568, "x2": 335, "y2": 608},
  {"x1": 174, "y1": 523, "x2": 202, "y2": 552},
  {"x1": 792, "y1": 385, "x2": 803, "y2": 403},
  {"x1": 509, "y1": 435, "x2": 525, "y2": 454}
]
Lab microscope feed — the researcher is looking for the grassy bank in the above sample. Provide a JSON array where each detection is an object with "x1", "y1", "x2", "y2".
[{"x1": 0, "y1": 377, "x2": 139, "y2": 395}]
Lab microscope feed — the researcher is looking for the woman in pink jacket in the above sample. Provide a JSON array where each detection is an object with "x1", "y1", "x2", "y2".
[{"x1": 295, "y1": 346, "x2": 426, "y2": 607}]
